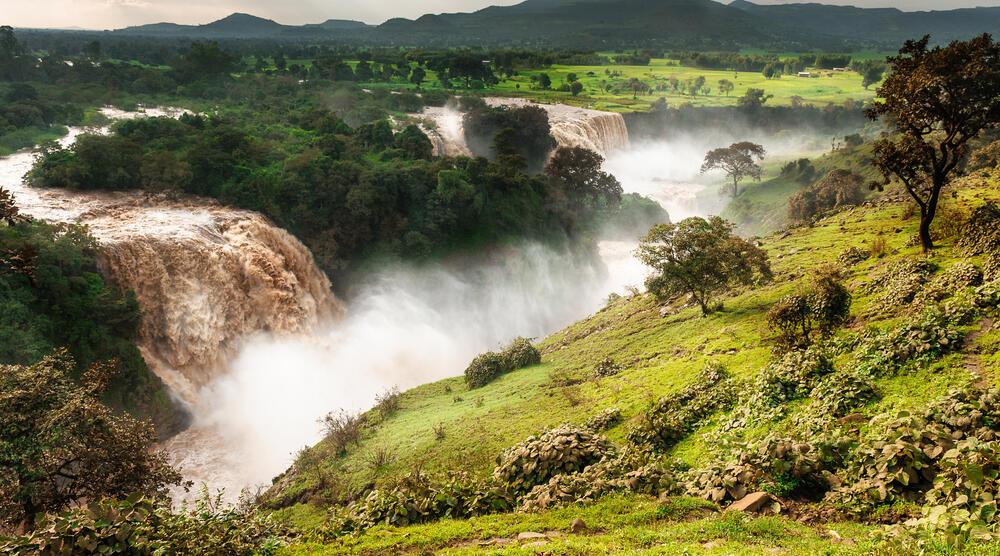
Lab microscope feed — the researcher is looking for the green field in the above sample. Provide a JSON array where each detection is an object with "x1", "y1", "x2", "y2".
[{"x1": 306, "y1": 55, "x2": 878, "y2": 113}]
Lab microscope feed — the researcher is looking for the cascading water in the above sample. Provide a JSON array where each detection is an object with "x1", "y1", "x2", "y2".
[
  {"x1": 416, "y1": 97, "x2": 630, "y2": 159},
  {"x1": 0, "y1": 108, "x2": 344, "y2": 408}
]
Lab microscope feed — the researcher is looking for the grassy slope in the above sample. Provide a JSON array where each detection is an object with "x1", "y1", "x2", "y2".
[{"x1": 269, "y1": 174, "x2": 1000, "y2": 553}]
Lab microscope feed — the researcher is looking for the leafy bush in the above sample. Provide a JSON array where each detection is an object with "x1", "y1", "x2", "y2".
[
  {"x1": 464, "y1": 338, "x2": 541, "y2": 389},
  {"x1": 724, "y1": 348, "x2": 834, "y2": 429},
  {"x1": 319, "y1": 409, "x2": 363, "y2": 456},
  {"x1": 837, "y1": 246, "x2": 870, "y2": 267},
  {"x1": 464, "y1": 351, "x2": 508, "y2": 389},
  {"x1": 585, "y1": 407, "x2": 623, "y2": 431},
  {"x1": 787, "y1": 169, "x2": 865, "y2": 222},
  {"x1": 627, "y1": 363, "x2": 735, "y2": 452},
  {"x1": 808, "y1": 371, "x2": 881, "y2": 418},
  {"x1": 913, "y1": 262, "x2": 983, "y2": 306},
  {"x1": 350, "y1": 471, "x2": 513, "y2": 528},
  {"x1": 0, "y1": 490, "x2": 293, "y2": 555},
  {"x1": 501, "y1": 337, "x2": 541, "y2": 370},
  {"x1": 865, "y1": 257, "x2": 937, "y2": 314},
  {"x1": 593, "y1": 357, "x2": 621, "y2": 377},
  {"x1": 957, "y1": 202, "x2": 1000, "y2": 256},
  {"x1": 493, "y1": 425, "x2": 615, "y2": 494}
]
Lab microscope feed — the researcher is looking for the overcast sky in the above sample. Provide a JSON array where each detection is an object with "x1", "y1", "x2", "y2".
[{"x1": 5, "y1": 0, "x2": 1000, "y2": 30}]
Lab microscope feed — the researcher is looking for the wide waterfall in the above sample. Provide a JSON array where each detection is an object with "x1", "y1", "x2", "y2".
[
  {"x1": 417, "y1": 97, "x2": 630, "y2": 159},
  {"x1": 0, "y1": 108, "x2": 343, "y2": 407}
]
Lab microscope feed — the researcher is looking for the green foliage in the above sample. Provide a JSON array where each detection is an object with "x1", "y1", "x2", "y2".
[
  {"x1": 493, "y1": 425, "x2": 615, "y2": 495},
  {"x1": 0, "y1": 351, "x2": 181, "y2": 529},
  {"x1": 348, "y1": 471, "x2": 513, "y2": 529},
  {"x1": 464, "y1": 337, "x2": 540, "y2": 389},
  {"x1": 864, "y1": 257, "x2": 937, "y2": 314},
  {"x1": 0, "y1": 489, "x2": 294, "y2": 555},
  {"x1": 592, "y1": 357, "x2": 620, "y2": 378},
  {"x1": 638, "y1": 216, "x2": 772, "y2": 314},
  {"x1": 584, "y1": 407, "x2": 623, "y2": 432},
  {"x1": 957, "y1": 201, "x2": 1000, "y2": 257},
  {"x1": 837, "y1": 246, "x2": 870, "y2": 267},
  {"x1": 627, "y1": 362, "x2": 735, "y2": 452},
  {"x1": 787, "y1": 168, "x2": 865, "y2": 222}
]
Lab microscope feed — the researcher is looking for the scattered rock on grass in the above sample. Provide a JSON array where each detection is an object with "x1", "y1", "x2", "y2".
[
  {"x1": 727, "y1": 492, "x2": 777, "y2": 513},
  {"x1": 570, "y1": 518, "x2": 587, "y2": 533}
]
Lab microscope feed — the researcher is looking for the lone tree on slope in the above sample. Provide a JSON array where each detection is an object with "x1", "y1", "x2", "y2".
[
  {"x1": 636, "y1": 216, "x2": 772, "y2": 315},
  {"x1": 867, "y1": 34, "x2": 1000, "y2": 252},
  {"x1": 700, "y1": 141, "x2": 766, "y2": 197}
]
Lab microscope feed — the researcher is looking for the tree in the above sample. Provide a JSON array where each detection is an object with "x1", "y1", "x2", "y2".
[
  {"x1": 410, "y1": 66, "x2": 426, "y2": 88},
  {"x1": 688, "y1": 75, "x2": 706, "y2": 97},
  {"x1": 861, "y1": 64, "x2": 883, "y2": 90},
  {"x1": 537, "y1": 72, "x2": 552, "y2": 89},
  {"x1": 867, "y1": 34, "x2": 1000, "y2": 252},
  {"x1": 718, "y1": 79, "x2": 734, "y2": 96},
  {"x1": 700, "y1": 141, "x2": 766, "y2": 197},
  {"x1": 737, "y1": 88, "x2": 773, "y2": 110},
  {"x1": 545, "y1": 146, "x2": 623, "y2": 210},
  {"x1": 570, "y1": 81, "x2": 584, "y2": 96},
  {"x1": 354, "y1": 61, "x2": 374, "y2": 82},
  {"x1": 566, "y1": 72, "x2": 578, "y2": 83},
  {"x1": 0, "y1": 350, "x2": 182, "y2": 529},
  {"x1": 636, "y1": 216, "x2": 771, "y2": 315},
  {"x1": 630, "y1": 78, "x2": 650, "y2": 99}
]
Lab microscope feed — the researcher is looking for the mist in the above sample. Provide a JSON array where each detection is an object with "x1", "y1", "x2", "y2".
[{"x1": 164, "y1": 241, "x2": 631, "y2": 496}]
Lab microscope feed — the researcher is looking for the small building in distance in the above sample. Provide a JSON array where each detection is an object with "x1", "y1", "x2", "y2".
[
  {"x1": 797, "y1": 71, "x2": 811, "y2": 77},
  {"x1": 833, "y1": 67, "x2": 847, "y2": 72}
]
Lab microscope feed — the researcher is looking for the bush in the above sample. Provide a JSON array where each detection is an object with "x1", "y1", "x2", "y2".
[
  {"x1": 493, "y1": 425, "x2": 616, "y2": 494},
  {"x1": 787, "y1": 169, "x2": 865, "y2": 222},
  {"x1": 593, "y1": 357, "x2": 620, "y2": 378},
  {"x1": 957, "y1": 202, "x2": 1000, "y2": 256},
  {"x1": 0, "y1": 489, "x2": 294, "y2": 555},
  {"x1": 319, "y1": 409, "x2": 363, "y2": 456},
  {"x1": 837, "y1": 246, "x2": 869, "y2": 267},
  {"x1": 464, "y1": 338, "x2": 541, "y2": 389},
  {"x1": 767, "y1": 268, "x2": 850, "y2": 352},
  {"x1": 464, "y1": 351, "x2": 508, "y2": 389},
  {"x1": 865, "y1": 257, "x2": 937, "y2": 314},
  {"x1": 627, "y1": 363, "x2": 735, "y2": 452},
  {"x1": 585, "y1": 407, "x2": 623, "y2": 431},
  {"x1": 501, "y1": 337, "x2": 540, "y2": 370}
]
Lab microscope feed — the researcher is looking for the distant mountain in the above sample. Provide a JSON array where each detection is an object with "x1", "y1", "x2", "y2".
[
  {"x1": 729, "y1": 1, "x2": 1000, "y2": 45},
  {"x1": 109, "y1": 1, "x2": 1000, "y2": 49}
]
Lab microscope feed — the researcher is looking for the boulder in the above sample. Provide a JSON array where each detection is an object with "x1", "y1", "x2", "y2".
[
  {"x1": 727, "y1": 492, "x2": 777, "y2": 513},
  {"x1": 570, "y1": 518, "x2": 587, "y2": 533},
  {"x1": 517, "y1": 531, "x2": 548, "y2": 542}
]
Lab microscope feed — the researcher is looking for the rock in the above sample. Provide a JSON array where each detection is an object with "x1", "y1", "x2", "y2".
[
  {"x1": 727, "y1": 492, "x2": 777, "y2": 513},
  {"x1": 518, "y1": 532, "x2": 548, "y2": 542},
  {"x1": 703, "y1": 540, "x2": 724, "y2": 549},
  {"x1": 524, "y1": 540, "x2": 549, "y2": 548},
  {"x1": 837, "y1": 413, "x2": 867, "y2": 425},
  {"x1": 570, "y1": 518, "x2": 587, "y2": 533}
]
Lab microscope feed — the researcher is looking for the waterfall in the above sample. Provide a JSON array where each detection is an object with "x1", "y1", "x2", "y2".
[
  {"x1": 416, "y1": 97, "x2": 630, "y2": 159},
  {"x1": 0, "y1": 108, "x2": 343, "y2": 408}
]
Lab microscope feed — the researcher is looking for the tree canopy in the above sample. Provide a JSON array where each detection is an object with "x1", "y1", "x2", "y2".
[
  {"x1": 867, "y1": 34, "x2": 1000, "y2": 251},
  {"x1": 636, "y1": 216, "x2": 771, "y2": 314},
  {"x1": 0, "y1": 350, "x2": 182, "y2": 529},
  {"x1": 700, "y1": 141, "x2": 766, "y2": 197}
]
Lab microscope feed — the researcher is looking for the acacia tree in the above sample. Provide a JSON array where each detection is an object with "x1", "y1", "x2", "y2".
[
  {"x1": 867, "y1": 34, "x2": 1000, "y2": 252},
  {"x1": 718, "y1": 79, "x2": 734, "y2": 96},
  {"x1": 636, "y1": 216, "x2": 772, "y2": 315},
  {"x1": 0, "y1": 350, "x2": 183, "y2": 529},
  {"x1": 700, "y1": 141, "x2": 766, "y2": 197}
]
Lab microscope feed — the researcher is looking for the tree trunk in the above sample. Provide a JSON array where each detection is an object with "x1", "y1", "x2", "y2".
[
  {"x1": 732, "y1": 177, "x2": 739, "y2": 198},
  {"x1": 918, "y1": 209, "x2": 934, "y2": 252}
]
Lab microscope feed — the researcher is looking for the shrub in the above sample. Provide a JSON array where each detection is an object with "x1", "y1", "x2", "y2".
[
  {"x1": 464, "y1": 338, "x2": 541, "y2": 389},
  {"x1": 493, "y1": 425, "x2": 615, "y2": 494},
  {"x1": 593, "y1": 357, "x2": 621, "y2": 378},
  {"x1": 724, "y1": 347, "x2": 834, "y2": 429},
  {"x1": 0, "y1": 489, "x2": 293, "y2": 555},
  {"x1": 766, "y1": 293, "x2": 814, "y2": 351},
  {"x1": 957, "y1": 202, "x2": 1000, "y2": 256},
  {"x1": 808, "y1": 371, "x2": 880, "y2": 418},
  {"x1": 787, "y1": 169, "x2": 865, "y2": 222},
  {"x1": 837, "y1": 246, "x2": 869, "y2": 267},
  {"x1": 501, "y1": 337, "x2": 541, "y2": 370},
  {"x1": 627, "y1": 363, "x2": 735, "y2": 452},
  {"x1": 585, "y1": 407, "x2": 623, "y2": 431},
  {"x1": 865, "y1": 257, "x2": 937, "y2": 314},
  {"x1": 319, "y1": 410, "x2": 363, "y2": 456},
  {"x1": 464, "y1": 351, "x2": 507, "y2": 389},
  {"x1": 374, "y1": 386, "x2": 401, "y2": 418}
]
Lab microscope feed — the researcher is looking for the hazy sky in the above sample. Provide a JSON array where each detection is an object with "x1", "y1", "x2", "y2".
[{"x1": 5, "y1": 0, "x2": 1000, "y2": 30}]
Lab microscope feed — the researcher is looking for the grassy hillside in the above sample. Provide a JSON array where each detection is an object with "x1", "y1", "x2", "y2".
[{"x1": 260, "y1": 165, "x2": 1000, "y2": 552}]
